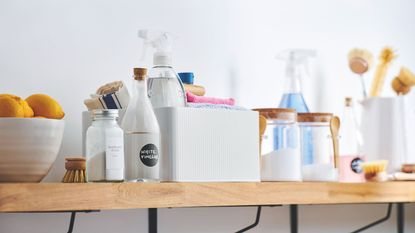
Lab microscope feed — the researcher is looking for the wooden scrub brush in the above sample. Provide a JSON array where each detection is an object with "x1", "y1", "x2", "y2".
[
  {"x1": 62, "y1": 157, "x2": 87, "y2": 183},
  {"x1": 348, "y1": 48, "x2": 374, "y2": 74},
  {"x1": 348, "y1": 48, "x2": 374, "y2": 98},
  {"x1": 391, "y1": 67, "x2": 415, "y2": 95},
  {"x1": 360, "y1": 160, "x2": 388, "y2": 182}
]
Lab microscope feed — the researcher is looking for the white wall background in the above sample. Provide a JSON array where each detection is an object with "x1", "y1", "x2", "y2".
[{"x1": 1, "y1": 0, "x2": 415, "y2": 232}]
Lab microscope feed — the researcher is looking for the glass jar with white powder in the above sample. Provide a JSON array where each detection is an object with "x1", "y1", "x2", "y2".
[
  {"x1": 298, "y1": 113, "x2": 337, "y2": 181},
  {"x1": 86, "y1": 109, "x2": 124, "y2": 182},
  {"x1": 255, "y1": 108, "x2": 301, "y2": 181}
]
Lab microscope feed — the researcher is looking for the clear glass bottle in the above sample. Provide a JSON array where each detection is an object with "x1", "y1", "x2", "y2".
[
  {"x1": 340, "y1": 97, "x2": 361, "y2": 155},
  {"x1": 122, "y1": 68, "x2": 161, "y2": 182},
  {"x1": 147, "y1": 54, "x2": 186, "y2": 108},
  {"x1": 86, "y1": 109, "x2": 124, "y2": 182},
  {"x1": 339, "y1": 97, "x2": 365, "y2": 182}
]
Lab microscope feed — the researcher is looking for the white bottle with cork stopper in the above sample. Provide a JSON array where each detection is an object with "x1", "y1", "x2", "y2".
[{"x1": 122, "y1": 68, "x2": 161, "y2": 182}]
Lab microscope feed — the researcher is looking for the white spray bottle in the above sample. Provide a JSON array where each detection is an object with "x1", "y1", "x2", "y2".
[
  {"x1": 277, "y1": 49, "x2": 316, "y2": 113},
  {"x1": 138, "y1": 30, "x2": 186, "y2": 108}
]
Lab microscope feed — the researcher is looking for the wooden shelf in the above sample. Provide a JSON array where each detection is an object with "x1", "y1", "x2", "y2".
[{"x1": 1, "y1": 182, "x2": 415, "y2": 213}]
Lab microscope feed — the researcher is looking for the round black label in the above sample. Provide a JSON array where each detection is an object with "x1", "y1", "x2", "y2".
[
  {"x1": 139, "y1": 144, "x2": 159, "y2": 167},
  {"x1": 350, "y1": 158, "x2": 363, "y2": 174}
]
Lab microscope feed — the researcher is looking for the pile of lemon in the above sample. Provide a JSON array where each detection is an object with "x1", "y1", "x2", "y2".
[{"x1": 0, "y1": 94, "x2": 64, "y2": 119}]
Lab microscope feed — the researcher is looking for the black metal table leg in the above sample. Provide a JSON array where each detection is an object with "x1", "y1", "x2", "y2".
[
  {"x1": 67, "y1": 212, "x2": 76, "y2": 233},
  {"x1": 235, "y1": 206, "x2": 262, "y2": 233},
  {"x1": 290, "y1": 205, "x2": 298, "y2": 233},
  {"x1": 397, "y1": 203, "x2": 404, "y2": 233},
  {"x1": 350, "y1": 203, "x2": 392, "y2": 233},
  {"x1": 149, "y1": 208, "x2": 158, "y2": 233}
]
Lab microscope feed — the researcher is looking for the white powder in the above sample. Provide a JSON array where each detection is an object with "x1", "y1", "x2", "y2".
[{"x1": 261, "y1": 148, "x2": 302, "y2": 181}]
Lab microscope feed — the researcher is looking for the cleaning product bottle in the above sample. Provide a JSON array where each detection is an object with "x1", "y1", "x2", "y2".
[
  {"x1": 138, "y1": 29, "x2": 186, "y2": 108},
  {"x1": 121, "y1": 68, "x2": 161, "y2": 182},
  {"x1": 277, "y1": 49, "x2": 316, "y2": 113},
  {"x1": 339, "y1": 97, "x2": 365, "y2": 182}
]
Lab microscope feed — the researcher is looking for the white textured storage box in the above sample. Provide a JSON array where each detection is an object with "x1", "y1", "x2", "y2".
[
  {"x1": 82, "y1": 108, "x2": 260, "y2": 182},
  {"x1": 154, "y1": 107, "x2": 260, "y2": 182}
]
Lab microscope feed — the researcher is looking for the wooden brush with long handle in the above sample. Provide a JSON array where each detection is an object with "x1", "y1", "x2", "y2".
[
  {"x1": 348, "y1": 48, "x2": 374, "y2": 98},
  {"x1": 370, "y1": 47, "x2": 396, "y2": 97},
  {"x1": 62, "y1": 157, "x2": 86, "y2": 183}
]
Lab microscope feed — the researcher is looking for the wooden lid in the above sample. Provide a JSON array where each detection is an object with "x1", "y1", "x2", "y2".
[
  {"x1": 253, "y1": 108, "x2": 296, "y2": 121},
  {"x1": 65, "y1": 157, "x2": 86, "y2": 170},
  {"x1": 297, "y1": 112, "x2": 333, "y2": 123}
]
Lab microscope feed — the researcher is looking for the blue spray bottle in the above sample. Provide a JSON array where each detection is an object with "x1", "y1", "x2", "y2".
[
  {"x1": 273, "y1": 50, "x2": 315, "y2": 152},
  {"x1": 277, "y1": 49, "x2": 316, "y2": 113}
]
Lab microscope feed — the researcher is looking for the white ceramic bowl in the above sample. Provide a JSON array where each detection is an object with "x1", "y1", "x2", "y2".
[{"x1": 0, "y1": 118, "x2": 65, "y2": 182}]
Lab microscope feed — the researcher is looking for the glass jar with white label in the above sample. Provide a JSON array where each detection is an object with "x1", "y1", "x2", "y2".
[{"x1": 86, "y1": 109, "x2": 124, "y2": 182}]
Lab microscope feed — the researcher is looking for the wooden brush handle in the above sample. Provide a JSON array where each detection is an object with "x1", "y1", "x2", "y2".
[
  {"x1": 333, "y1": 137, "x2": 339, "y2": 169},
  {"x1": 370, "y1": 63, "x2": 389, "y2": 97},
  {"x1": 184, "y1": 84, "x2": 206, "y2": 96}
]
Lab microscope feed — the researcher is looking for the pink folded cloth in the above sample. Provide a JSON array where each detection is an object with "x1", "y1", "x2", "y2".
[{"x1": 186, "y1": 91, "x2": 235, "y2": 105}]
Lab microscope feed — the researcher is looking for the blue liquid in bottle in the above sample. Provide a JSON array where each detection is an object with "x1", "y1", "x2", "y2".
[
  {"x1": 279, "y1": 93, "x2": 309, "y2": 113},
  {"x1": 272, "y1": 93, "x2": 308, "y2": 150},
  {"x1": 275, "y1": 49, "x2": 315, "y2": 163},
  {"x1": 279, "y1": 93, "x2": 313, "y2": 165}
]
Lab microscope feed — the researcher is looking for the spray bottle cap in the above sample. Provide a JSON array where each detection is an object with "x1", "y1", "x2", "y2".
[
  {"x1": 138, "y1": 30, "x2": 173, "y2": 66},
  {"x1": 276, "y1": 49, "x2": 316, "y2": 77},
  {"x1": 276, "y1": 49, "x2": 316, "y2": 62}
]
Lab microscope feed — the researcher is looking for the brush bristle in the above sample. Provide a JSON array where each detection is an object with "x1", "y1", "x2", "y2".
[
  {"x1": 379, "y1": 47, "x2": 396, "y2": 63},
  {"x1": 361, "y1": 160, "x2": 388, "y2": 174},
  {"x1": 348, "y1": 48, "x2": 374, "y2": 68}
]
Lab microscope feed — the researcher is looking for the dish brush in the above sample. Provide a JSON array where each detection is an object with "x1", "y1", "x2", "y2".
[
  {"x1": 369, "y1": 47, "x2": 396, "y2": 97},
  {"x1": 391, "y1": 67, "x2": 415, "y2": 95},
  {"x1": 62, "y1": 157, "x2": 87, "y2": 183},
  {"x1": 348, "y1": 48, "x2": 374, "y2": 98},
  {"x1": 360, "y1": 160, "x2": 388, "y2": 182}
]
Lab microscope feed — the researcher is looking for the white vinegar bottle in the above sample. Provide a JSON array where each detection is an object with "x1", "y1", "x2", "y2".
[{"x1": 121, "y1": 68, "x2": 161, "y2": 182}]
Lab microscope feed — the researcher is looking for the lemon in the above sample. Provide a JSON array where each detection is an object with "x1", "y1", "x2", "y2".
[
  {"x1": 26, "y1": 94, "x2": 65, "y2": 119},
  {"x1": 0, "y1": 94, "x2": 34, "y2": 117},
  {"x1": 21, "y1": 100, "x2": 34, "y2": 117},
  {"x1": 0, "y1": 96, "x2": 25, "y2": 117}
]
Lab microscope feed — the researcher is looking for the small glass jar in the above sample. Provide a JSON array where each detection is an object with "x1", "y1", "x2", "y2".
[
  {"x1": 298, "y1": 113, "x2": 338, "y2": 181},
  {"x1": 255, "y1": 108, "x2": 301, "y2": 181},
  {"x1": 86, "y1": 109, "x2": 124, "y2": 182}
]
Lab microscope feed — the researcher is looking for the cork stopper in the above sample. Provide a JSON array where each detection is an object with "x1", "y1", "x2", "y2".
[
  {"x1": 297, "y1": 112, "x2": 333, "y2": 123},
  {"x1": 345, "y1": 97, "x2": 353, "y2": 107},
  {"x1": 133, "y1": 68, "x2": 147, "y2": 80}
]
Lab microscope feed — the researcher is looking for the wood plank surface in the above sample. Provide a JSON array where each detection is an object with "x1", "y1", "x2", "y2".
[{"x1": 1, "y1": 182, "x2": 415, "y2": 212}]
